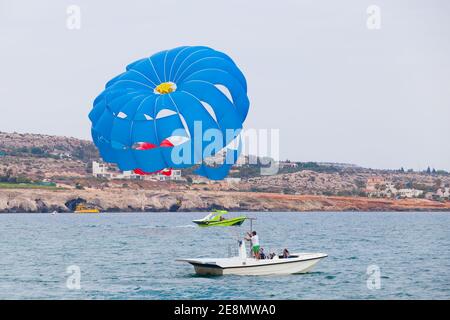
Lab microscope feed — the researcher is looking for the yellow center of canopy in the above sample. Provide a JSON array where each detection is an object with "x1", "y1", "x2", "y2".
[{"x1": 155, "y1": 82, "x2": 176, "y2": 94}]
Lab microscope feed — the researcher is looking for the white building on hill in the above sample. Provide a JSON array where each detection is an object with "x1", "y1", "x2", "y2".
[
  {"x1": 92, "y1": 161, "x2": 182, "y2": 181},
  {"x1": 365, "y1": 177, "x2": 385, "y2": 193},
  {"x1": 436, "y1": 187, "x2": 450, "y2": 199},
  {"x1": 224, "y1": 177, "x2": 241, "y2": 184},
  {"x1": 397, "y1": 189, "x2": 424, "y2": 198},
  {"x1": 279, "y1": 161, "x2": 298, "y2": 169}
]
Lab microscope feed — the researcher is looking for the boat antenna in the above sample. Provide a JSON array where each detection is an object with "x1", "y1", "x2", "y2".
[{"x1": 247, "y1": 217, "x2": 257, "y2": 233}]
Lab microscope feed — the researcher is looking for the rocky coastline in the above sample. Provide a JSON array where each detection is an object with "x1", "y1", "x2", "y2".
[{"x1": 1, "y1": 188, "x2": 450, "y2": 213}]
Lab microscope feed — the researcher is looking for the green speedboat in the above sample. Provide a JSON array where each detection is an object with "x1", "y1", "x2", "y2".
[{"x1": 192, "y1": 210, "x2": 246, "y2": 227}]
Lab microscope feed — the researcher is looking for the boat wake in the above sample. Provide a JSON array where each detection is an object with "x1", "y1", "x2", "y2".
[
  {"x1": 140, "y1": 224, "x2": 196, "y2": 229},
  {"x1": 175, "y1": 224, "x2": 196, "y2": 228}
]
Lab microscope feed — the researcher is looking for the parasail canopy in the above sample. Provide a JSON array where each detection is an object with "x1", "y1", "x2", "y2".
[{"x1": 89, "y1": 46, "x2": 250, "y2": 180}]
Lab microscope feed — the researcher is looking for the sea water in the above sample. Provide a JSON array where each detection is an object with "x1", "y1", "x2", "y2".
[{"x1": 0, "y1": 212, "x2": 449, "y2": 299}]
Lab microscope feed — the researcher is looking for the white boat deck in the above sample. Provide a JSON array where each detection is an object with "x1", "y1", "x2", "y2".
[{"x1": 178, "y1": 252, "x2": 328, "y2": 275}]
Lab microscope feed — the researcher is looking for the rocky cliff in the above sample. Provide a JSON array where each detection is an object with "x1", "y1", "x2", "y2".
[{"x1": 1, "y1": 188, "x2": 449, "y2": 213}]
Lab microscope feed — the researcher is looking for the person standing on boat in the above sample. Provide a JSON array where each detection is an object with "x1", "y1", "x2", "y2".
[{"x1": 245, "y1": 231, "x2": 260, "y2": 259}]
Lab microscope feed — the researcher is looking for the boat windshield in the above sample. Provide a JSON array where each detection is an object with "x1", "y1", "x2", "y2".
[
  {"x1": 201, "y1": 213, "x2": 215, "y2": 221},
  {"x1": 200, "y1": 210, "x2": 228, "y2": 221},
  {"x1": 210, "y1": 211, "x2": 228, "y2": 221}
]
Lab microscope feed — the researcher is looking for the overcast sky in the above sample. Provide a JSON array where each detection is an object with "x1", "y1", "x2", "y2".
[{"x1": 1, "y1": 0, "x2": 449, "y2": 170}]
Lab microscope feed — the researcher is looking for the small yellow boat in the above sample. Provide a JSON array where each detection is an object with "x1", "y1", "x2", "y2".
[{"x1": 74, "y1": 204, "x2": 100, "y2": 214}]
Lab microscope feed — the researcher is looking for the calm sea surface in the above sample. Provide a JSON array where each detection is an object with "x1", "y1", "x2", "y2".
[{"x1": 0, "y1": 212, "x2": 449, "y2": 299}]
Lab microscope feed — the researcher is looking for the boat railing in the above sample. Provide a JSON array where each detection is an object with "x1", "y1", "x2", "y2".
[{"x1": 227, "y1": 243, "x2": 239, "y2": 257}]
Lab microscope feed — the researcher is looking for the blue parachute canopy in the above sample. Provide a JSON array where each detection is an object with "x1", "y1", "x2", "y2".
[{"x1": 89, "y1": 46, "x2": 249, "y2": 180}]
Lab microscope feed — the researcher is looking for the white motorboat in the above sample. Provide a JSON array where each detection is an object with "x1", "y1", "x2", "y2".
[{"x1": 178, "y1": 240, "x2": 327, "y2": 276}]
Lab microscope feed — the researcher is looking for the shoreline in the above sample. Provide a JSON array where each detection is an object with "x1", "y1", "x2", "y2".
[
  {"x1": 1, "y1": 211, "x2": 450, "y2": 215},
  {"x1": 1, "y1": 188, "x2": 449, "y2": 213}
]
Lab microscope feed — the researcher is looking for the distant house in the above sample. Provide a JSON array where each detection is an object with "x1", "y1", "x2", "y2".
[
  {"x1": 279, "y1": 161, "x2": 298, "y2": 169},
  {"x1": 154, "y1": 169, "x2": 183, "y2": 181},
  {"x1": 425, "y1": 192, "x2": 434, "y2": 200},
  {"x1": 435, "y1": 187, "x2": 450, "y2": 199},
  {"x1": 224, "y1": 177, "x2": 241, "y2": 184},
  {"x1": 192, "y1": 176, "x2": 214, "y2": 184},
  {"x1": 397, "y1": 189, "x2": 423, "y2": 199},
  {"x1": 204, "y1": 153, "x2": 224, "y2": 166},
  {"x1": 367, "y1": 180, "x2": 399, "y2": 198},
  {"x1": 92, "y1": 161, "x2": 182, "y2": 181},
  {"x1": 49, "y1": 151, "x2": 72, "y2": 159},
  {"x1": 380, "y1": 182, "x2": 398, "y2": 198},
  {"x1": 92, "y1": 161, "x2": 115, "y2": 179},
  {"x1": 365, "y1": 177, "x2": 385, "y2": 193},
  {"x1": 385, "y1": 182, "x2": 397, "y2": 192},
  {"x1": 317, "y1": 162, "x2": 359, "y2": 169}
]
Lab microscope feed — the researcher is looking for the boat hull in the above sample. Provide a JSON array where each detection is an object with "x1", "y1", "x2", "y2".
[
  {"x1": 192, "y1": 217, "x2": 246, "y2": 227},
  {"x1": 179, "y1": 253, "x2": 327, "y2": 276}
]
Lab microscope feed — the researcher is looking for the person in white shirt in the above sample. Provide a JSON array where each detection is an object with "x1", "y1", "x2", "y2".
[{"x1": 245, "y1": 231, "x2": 260, "y2": 259}]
